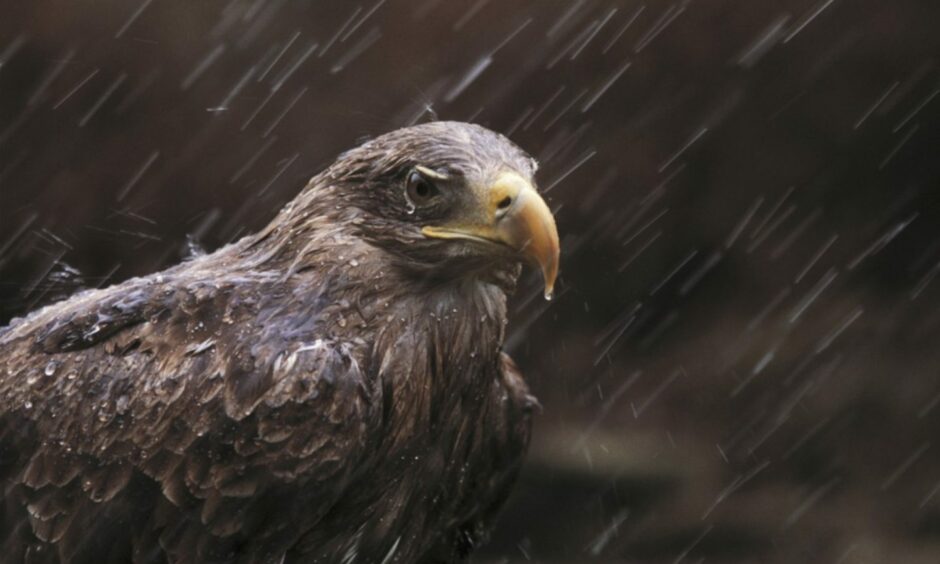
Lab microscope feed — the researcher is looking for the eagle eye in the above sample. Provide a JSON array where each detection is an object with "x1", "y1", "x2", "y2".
[{"x1": 405, "y1": 169, "x2": 440, "y2": 208}]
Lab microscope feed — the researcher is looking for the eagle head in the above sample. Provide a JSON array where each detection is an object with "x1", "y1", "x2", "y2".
[{"x1": 308, "y1": 121, "x2": 560, "y2": 298}]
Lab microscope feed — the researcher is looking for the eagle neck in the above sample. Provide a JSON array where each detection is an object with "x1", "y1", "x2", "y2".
[{"x1": 374, "y1": 279, "x2": 508, "y2": 451}]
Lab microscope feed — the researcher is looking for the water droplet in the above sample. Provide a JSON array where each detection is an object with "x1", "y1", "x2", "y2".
[
  {"x1": 24, "y1": 400, "x2": 33, "y2": 409},
  {"x1": 544, "y1": 290, "x2": 554, "y2": 301},
  {"x1": 44, "y1": 361, "x2": 58, "y2": 376},
  {"x1": 405, "y1": 202, "x2": 416, "y2": 215},
  {"x1": 349, "y1": 259, "x2": 359, "y2": 267}
]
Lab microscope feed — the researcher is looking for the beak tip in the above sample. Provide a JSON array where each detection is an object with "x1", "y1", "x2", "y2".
[{"x1": 542, "y1": 262, "x2": 558, "y2": 301}]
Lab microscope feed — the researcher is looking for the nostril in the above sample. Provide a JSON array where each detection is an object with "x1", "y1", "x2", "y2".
[{"x1": 497, "y1": 196, "x2": 513, "y2": 210}]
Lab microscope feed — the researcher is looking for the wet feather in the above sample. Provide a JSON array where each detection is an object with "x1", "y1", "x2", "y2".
[{"x1": 0, "y1": 122, "x2": 540, "y2": 563}]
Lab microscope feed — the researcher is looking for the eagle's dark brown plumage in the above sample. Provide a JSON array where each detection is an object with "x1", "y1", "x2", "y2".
[{"x1": 0, "y1": 122, "x2": 559, "y2": 563}]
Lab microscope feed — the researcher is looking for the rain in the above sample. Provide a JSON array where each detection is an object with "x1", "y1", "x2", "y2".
[{"x1": 1, "y1": 0, "x2": 939, "y2": 562}]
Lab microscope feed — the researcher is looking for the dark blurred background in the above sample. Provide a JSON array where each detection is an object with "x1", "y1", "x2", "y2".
[{"x1": 1, "y1": 1, "x2": 939, "y2": 562}]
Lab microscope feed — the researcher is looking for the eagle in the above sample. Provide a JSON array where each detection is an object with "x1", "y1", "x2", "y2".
[{"x1": 0, "y1": 122, "x2": 559, "y2": 563}]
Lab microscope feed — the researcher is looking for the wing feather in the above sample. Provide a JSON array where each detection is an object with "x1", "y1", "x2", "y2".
[{"x1": 0, "y1": 265, "x2": 379, "y2": 563}]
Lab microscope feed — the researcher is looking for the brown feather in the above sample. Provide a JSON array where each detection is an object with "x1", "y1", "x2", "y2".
[{"x1": 0, "y1": 122, "x2": 541, "y2": 563}]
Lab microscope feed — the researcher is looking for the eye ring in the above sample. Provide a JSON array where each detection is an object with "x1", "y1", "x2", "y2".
[{"x1": 405, "y1": 169, "x2": 441, "y2": 208}]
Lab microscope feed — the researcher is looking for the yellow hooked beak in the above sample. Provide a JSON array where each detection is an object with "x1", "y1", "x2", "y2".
[{"x1": 421, "y1": 171, "x2": 560, "y2": 299}]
